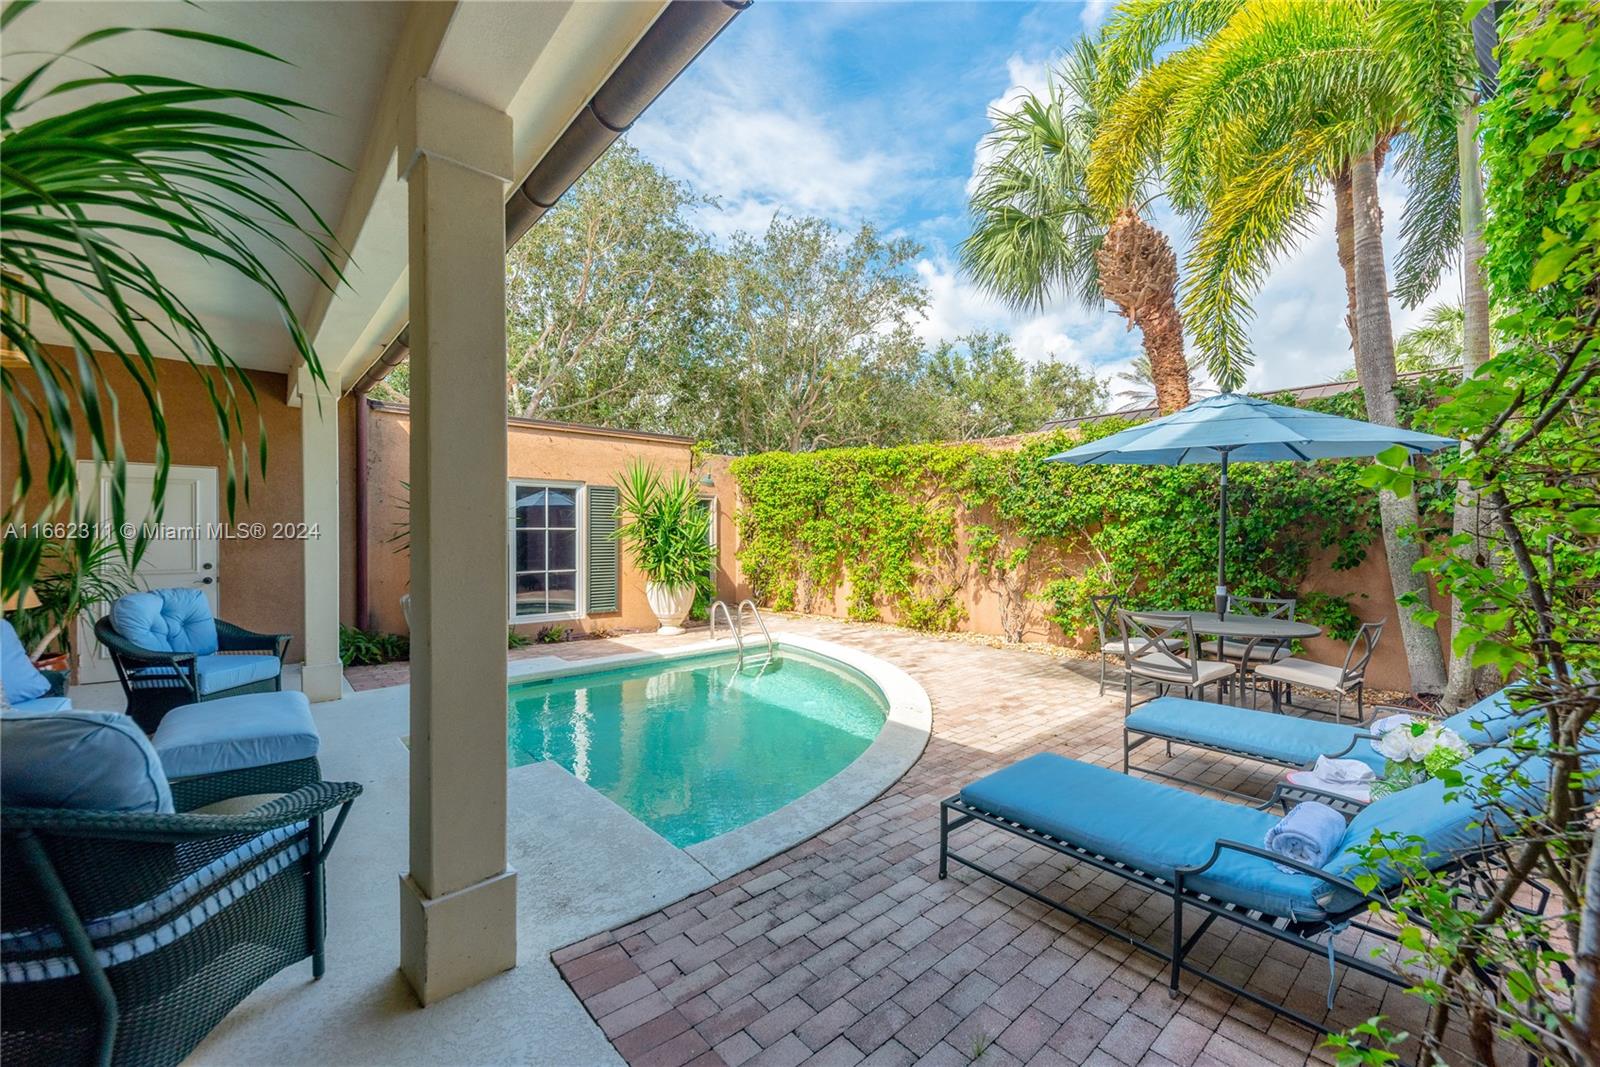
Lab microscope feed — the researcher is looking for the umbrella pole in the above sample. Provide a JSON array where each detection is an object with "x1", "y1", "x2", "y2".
[{"x1": 1216, "y1": 450, "x2": 1230, "y2": 617}]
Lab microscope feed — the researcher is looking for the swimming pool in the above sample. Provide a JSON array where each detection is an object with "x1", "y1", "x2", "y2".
[{"x1": 507, "y1": 648, "x2": 889, "y2": 847}]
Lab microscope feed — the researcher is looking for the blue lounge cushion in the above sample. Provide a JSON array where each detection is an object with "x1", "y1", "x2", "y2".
[
  {"x1": 0, "y1": 707, "x2": 173, "y2": 813},
  {"x1": 1319, "y1": 745, "x2": 1546, "y2": 911},
  {"x1": 154, "y1": 691, "x2": 319, "y2": 779},
  {"x1": 130, "y1": 653, "x2": 281, "y2": 696},
  {"x1": 111, "y1": 589, "x2": 219, "y2": 655},
  {"x1": 1440, "y1": 689, "x2": 1532, "y2": 747},
  {"x1": 1125, "y1": 697, "x2": 1385, "y2": 772},
  {"x1": 1, "y1": 620, "x2": 50, "y2": 704},
  {"x1": 960, "y1": 753, "x2": 1335, "y2": 920}
]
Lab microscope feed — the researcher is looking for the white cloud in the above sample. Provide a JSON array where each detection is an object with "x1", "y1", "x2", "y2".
[
  {"x1": 965, "y1": 54, "x2": 1052, "y2": 198},
  {"x1": 628, "y1": 105, "x2": 900, "y2": 242},
  {"x1": 913, "y1": 254, "x2": 1138, "y2": 374}
]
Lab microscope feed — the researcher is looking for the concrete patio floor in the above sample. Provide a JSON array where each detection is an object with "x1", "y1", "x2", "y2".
[{"x1": 65, "y1": 616, "x2": 1476, "y2": 1066}]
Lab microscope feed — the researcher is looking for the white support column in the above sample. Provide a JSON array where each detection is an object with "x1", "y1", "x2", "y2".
[
  {"x1": 396, "y1": 77, "x2": 518, "y2": 1006},
  {"x1": 298, "y1": 366, "x2": 344, "y2": 703}
]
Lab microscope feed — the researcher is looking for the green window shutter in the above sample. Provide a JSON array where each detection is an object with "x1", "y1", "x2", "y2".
[{"x1": 587, "y1": 485, "x2": 619, "y2": 613}]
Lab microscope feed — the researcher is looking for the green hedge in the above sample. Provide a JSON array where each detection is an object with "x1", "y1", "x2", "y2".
[{"x1": 730, "y1": 383, "x2": 1451, "y2": 642}]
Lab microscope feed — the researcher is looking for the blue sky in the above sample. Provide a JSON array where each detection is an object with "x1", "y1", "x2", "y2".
[{"x1": 627, "y1": 0, "x2": 1456, "y2": 396}]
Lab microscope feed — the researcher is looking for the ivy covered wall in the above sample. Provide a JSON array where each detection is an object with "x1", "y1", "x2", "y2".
[{"x1": 727, "y1": 382, "x2": 1454, "y2": 690}]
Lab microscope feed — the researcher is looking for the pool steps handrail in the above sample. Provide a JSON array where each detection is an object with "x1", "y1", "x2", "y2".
[{"x1": 709, "y1": 599, "x2": 776, "y2": 672}]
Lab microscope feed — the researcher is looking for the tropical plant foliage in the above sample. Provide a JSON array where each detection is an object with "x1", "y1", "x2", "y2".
[
  {"x1": 962, "y1": 38, "x2": 1195, "y2": 415},
  {"x1": 4, "y1": 528, "x2": 134, "y2": 657},
  {"x1": 615, "y1": 461, "x2": 714, "y2": 593},
  {"x1": 0, "y1": 1, "x2": 335, "y2": 599},
  {"x1": 1332, "y1": 3, "x2": 1599, "y2": 1062}
]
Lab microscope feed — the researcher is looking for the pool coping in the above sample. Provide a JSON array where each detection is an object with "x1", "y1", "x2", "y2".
[{"x1": 503, "y1": 633, "x2": 933, "y2": 881}]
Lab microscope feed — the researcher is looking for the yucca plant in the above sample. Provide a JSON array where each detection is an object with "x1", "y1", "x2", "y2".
[
  {"x1": 0, "y1": 0, "x2": 339, "y2": 600},
  {"x1": 615, "y1": 461, "x2": 713, "y2": 593}
]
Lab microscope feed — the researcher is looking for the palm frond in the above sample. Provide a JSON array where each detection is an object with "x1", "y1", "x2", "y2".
[{"x1": 0, "y1": 3, "x2": 342, "y2": 599}]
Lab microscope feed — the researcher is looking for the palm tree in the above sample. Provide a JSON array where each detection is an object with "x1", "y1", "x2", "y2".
[
  {"x1": 962, "y1": 39, "x2": 1193, "y2": 414},
  {"x1": 1395, "y1": 303, "x2": 1466, "y2": 373},
  {"x1": 1090, "y1": 0, "x2": 1456, "y2": 694},
  {"x1": 1112, "y1": 354, "x2": 1211, "y2": 408}
]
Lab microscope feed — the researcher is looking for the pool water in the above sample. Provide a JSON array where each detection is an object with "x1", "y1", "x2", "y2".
[{"x1": 507, "y1": 649, "x2": 888, "y2": 847}]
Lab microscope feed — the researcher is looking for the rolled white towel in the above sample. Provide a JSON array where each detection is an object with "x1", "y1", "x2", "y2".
[
  {"x1": 1312, "y1": 756, "x2": 1376, "y2": 785},
  {"x1": 1371, "y1": 713, "x2": 1415, "y2": 735},
  {"x1": 1264, "y1": 801, "x2": 1346, "y2": 874}
]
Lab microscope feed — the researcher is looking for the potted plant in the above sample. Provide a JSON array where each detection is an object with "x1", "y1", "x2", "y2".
[
  {"x1": 5, "y1": 530, "x2": 135, "y2": 675},
  {"x1": 617, "y1": 461, "x2": 713, "y2": 635}
]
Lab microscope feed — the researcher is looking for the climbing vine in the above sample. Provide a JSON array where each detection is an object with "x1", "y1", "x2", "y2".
[{"x1": 731, "y1": 383, "x2": 1452, "y2": 642}]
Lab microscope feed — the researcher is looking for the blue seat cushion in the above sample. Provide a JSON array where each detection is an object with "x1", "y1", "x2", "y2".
[
  {"x1": 960, "y1": 753, "x2": 1335, "y2": 921},
  {"x1": 111, "y1": 589, "x2": 218, "y2": 655},
  {"x1": 130, "y1": 653, "x2": 281, "y2": 696},
  {"x1": 194, "y1": 654, "x2": 280, "y2": 695},
  {"x1": 153, "y1": 691, "x2": 319, "y2": 779},
  {"x1": 0, "y1": 707, "x2": 173, "y2": 813},
  {"x1": 1125, "y1": 697, "x2": 1384, "y2": 771},
  {"x1": 1, "y1": 620, "x2": 50, "y2": 704}
]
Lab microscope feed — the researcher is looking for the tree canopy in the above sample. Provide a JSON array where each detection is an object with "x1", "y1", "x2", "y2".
[{"x1": 374, "y1": 143, "x2": 1109, "y2": 452}]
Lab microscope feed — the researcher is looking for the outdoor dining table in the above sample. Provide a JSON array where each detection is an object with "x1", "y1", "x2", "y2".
[{"x1": 1170, "y1": 611, "x2": 1322, "y2": 705}]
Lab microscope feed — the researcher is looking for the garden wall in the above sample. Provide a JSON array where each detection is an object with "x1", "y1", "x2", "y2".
[{"x1": 709, "y1": 428, "x2": 1450, "y2": 694}]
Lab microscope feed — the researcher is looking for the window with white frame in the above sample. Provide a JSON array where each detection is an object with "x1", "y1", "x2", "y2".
[{"x1": 510, "y1": 481, "x2": 582, "y2": 619}]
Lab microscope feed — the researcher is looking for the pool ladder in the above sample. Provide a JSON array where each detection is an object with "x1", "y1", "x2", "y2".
[{"x1": 710, "y1": 599, "x2": 775, "y2": 672}]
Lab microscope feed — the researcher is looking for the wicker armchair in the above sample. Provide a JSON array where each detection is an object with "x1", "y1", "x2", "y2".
[
  {"x1": 1, "y1": 758, "x2": 359, "y2": 1067},
  {"x1": 95, "y1": 616, "x2": 290, "y2": 734}
]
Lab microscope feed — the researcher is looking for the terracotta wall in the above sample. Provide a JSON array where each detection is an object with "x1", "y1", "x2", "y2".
[
  {"x1": 3, "y1": 355, "x2": 309, "y2": 660},
  {"x1": 353, "y1": 403, "x2": 739, "y2": 637},
  {"x1": 700, "y1": 444, "x2": 1447, "y2": 694}
]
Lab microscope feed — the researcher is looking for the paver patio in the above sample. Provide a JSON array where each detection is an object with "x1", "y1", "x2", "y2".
[{"x1": 544, "y1": 617, "x2": 1475, "y2": 1067}]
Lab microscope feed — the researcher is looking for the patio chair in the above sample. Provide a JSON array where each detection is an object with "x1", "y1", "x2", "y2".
[
  {"x1": 1090, "y1": 593, "x2": 1175, "y2": 697},
  {"x1": 1254, "y1": 620, "x2": 1384, "y2": 723},
  {"x1": 0, "y1": 701, "x2": 358, "y2": 1067},
  {"x1": 95, "y1": 588, "x2": 290, "y2": 733},
  {"x1": 939, "y1": 744, "x2": 1542, "y2": 1039},
  {"x1": 1121, "y1": 688, "x2": 1531, "y2": 796},
  {"x1": 1116, "y1": 611, "x2": 1234, "y2": 710}
]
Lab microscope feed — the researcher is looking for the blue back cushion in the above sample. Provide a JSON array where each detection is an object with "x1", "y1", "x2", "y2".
[
  {"x1": 1319, "y1": 746, "x2": 1541, "y2": 910},
  {"x1": 1441, "y1": 689, "x2": 1535, "y2": 746},
  {"x1": 1, "y1": 707, "x2": 173, "y2": 813},
  {"x1": 1, "y1": 619, "x2": 50, "y2": 704},
  {"x1": 111, "y1": 589, "x2": 218, "y2": 655}
]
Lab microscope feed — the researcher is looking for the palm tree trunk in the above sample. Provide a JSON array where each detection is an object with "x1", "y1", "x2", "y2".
[
  {"x1": 1097, "y1": 208, "x2": 1191, "y2": 414},
  {"x1": 1350, "y1": 145, "x2": 1448, "y2": 695},
  {"x1": 1443, "y1": 97, "x2": 1493, "y2": 709}
]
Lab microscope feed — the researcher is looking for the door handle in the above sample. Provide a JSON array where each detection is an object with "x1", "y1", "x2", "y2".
[{"x1": 200, "y1": 577, "x2": 214, "y2": 585}]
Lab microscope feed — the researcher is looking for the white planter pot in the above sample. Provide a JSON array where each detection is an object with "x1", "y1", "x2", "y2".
[{"x1": 645, "y1": 582, "x2": 695, "y2": 635}]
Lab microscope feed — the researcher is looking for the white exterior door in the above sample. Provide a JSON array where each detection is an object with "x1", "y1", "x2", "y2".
[{"x1": 76, "y1": 462, "x2": 220, "y2": 683}]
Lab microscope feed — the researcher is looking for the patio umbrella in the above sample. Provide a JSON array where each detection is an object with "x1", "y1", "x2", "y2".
[{"x1": 1047, "y1": 391, "x2": 1457, "y2": 615}]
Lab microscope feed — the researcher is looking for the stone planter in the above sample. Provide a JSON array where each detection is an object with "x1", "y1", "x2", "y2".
[{"x1": 645, "y1": 582, "x2": 695, "y2": 635}]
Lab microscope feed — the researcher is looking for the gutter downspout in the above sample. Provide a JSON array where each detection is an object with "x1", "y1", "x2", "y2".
[{"x1": 354, "y1": 384, "x2": 371, "y2": 630}]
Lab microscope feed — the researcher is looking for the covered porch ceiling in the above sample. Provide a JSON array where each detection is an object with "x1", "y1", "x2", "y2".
[{"x1": 9, "y1": 0, "x2": 669, "y2": 393}]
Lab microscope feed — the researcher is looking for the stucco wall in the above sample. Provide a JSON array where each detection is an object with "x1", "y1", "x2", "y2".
[
  {"x1": 702, "y1": 446, "x2": 1446, "y2": 694},
  {"x1": 3, "y1": 355, "x2": 308, "y2": 662},
  {"x1": 356, "y1": 404, "x2": 739, "y2": 637}
]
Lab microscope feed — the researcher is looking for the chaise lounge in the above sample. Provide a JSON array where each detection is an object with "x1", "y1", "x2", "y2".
[
  {"x1": 940, "y1": 745, "x2": 1540, "y2": 1036},
  {"x1": 1122, "y1": 688, "x2": 1531, "y2": 794}
]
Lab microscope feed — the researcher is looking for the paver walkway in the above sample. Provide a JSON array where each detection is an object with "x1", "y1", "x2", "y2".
[{"x1": 549, "y1": 617, "x2": 1470, "y2": 1067}]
